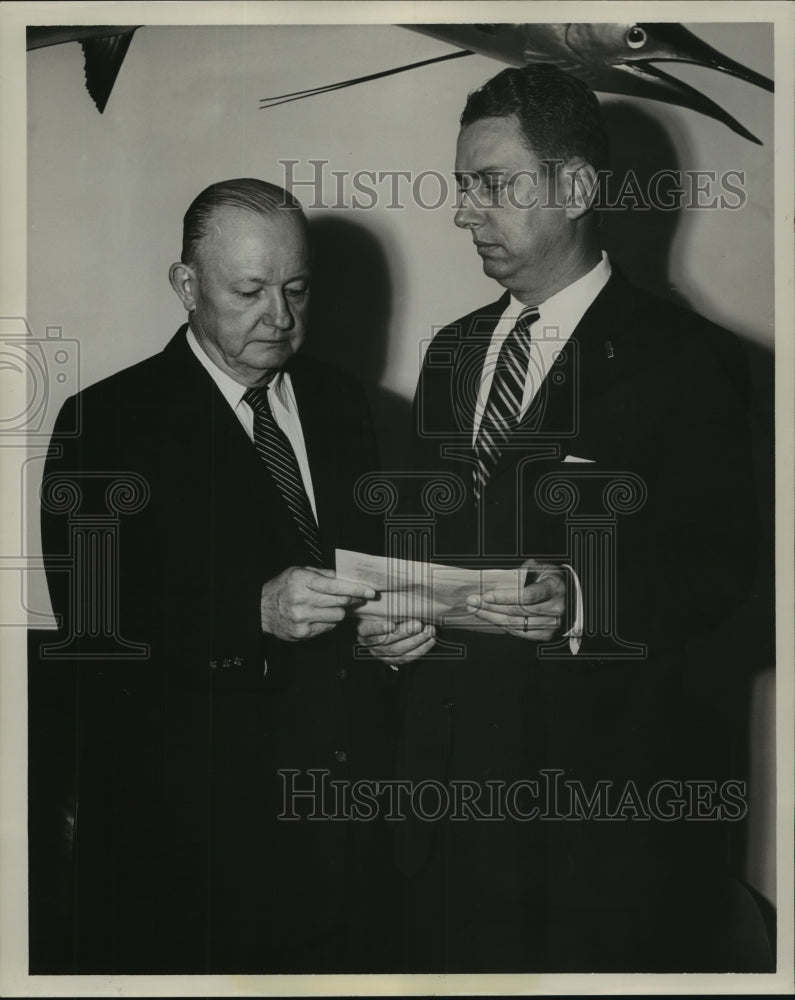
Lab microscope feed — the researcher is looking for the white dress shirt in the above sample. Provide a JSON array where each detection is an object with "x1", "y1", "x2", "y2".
[
  {"x1": 472, "y1": 253, "x2": 612, "y2": 653},
  {"x1": 472, "y1": 251, "x2": 612, "y2": 442},
  {"x1": 185, "y1": 328, "x2": 318, "y2": 520}
]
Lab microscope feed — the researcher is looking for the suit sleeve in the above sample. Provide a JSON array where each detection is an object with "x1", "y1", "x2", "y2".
[{"x1": 31, "y1": 397, "x2": 80, "y2": 968}]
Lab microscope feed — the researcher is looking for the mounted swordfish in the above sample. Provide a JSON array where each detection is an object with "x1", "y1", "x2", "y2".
[
  {"x1": 26, "y1": 21, "x2": 773, "y2": 144},
  {"x1": 260, "y1": 22, "x2": 773, "y2": 145}
]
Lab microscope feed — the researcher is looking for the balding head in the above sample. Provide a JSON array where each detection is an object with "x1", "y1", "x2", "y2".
[{"x1": 181, "y1": 178, "x2": 309, "y2": 272}]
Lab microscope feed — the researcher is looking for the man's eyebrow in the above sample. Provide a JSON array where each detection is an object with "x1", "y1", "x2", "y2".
[
  {"x1": 454, "y1": 167, "x2": 507, "y2": 183},
  {"x1": 234, "y1": 271, "x2": 310, "y2": 285}
]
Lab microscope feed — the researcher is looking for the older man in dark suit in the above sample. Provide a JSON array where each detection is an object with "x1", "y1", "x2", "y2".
[
  {"x1": 31, "y1": 179, "x2": 397, "y2": 974},
  {"x1": 359, "y1": 66, "x2": 769, "y2": 972}
]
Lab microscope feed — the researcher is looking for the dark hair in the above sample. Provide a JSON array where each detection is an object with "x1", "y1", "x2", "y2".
[
  {"x1": 181, "y1": 178, "x2": 307, "y2": 266},
  {"x1": 460, "y1": 64, "x2": 608, "y2": 173}
]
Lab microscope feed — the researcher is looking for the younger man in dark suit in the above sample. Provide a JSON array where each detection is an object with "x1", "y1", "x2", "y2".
[{"x1": 359, "y1": 66, "x2": 769, "y2": 972}]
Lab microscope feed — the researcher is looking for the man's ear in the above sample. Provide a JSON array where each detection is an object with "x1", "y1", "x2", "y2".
[
  {"x1": 561, "y1": 158, "x2": 599, "y2": 220},
  {"x1": 169, "y1": 261, "x2": 197, "y2": 311}
]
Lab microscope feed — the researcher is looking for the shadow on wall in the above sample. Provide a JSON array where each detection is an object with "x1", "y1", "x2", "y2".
[
  {"x1": 600, "y1": 102, "x2": 690, "y2": 305},
  {"x1": 305, "y1": 215, "x2": 412, "y2": 470},
  {"x1": 602, "y1": 102, "x2": 776, "y2": 926}
]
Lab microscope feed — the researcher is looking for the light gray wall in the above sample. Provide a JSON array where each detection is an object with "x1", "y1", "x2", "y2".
[{"x1": 25, "y1": 23, "x2": 775, "y2": 904}]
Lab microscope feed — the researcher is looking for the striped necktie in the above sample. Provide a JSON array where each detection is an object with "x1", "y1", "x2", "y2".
[
  {"x1": 473, "y1": 305, "x2": 540, "y2": 500},
  {"x1": 243, "y1": 383, "x2": 324, "y2": 565}
]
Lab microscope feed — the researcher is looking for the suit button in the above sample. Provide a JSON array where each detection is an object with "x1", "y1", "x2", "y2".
[
  {"x1": 334, "y1": 750, "x2": 347, "y2": 763},
  {"x1": 233, "y1": 656, "x2": 243, "y2": 667},
  {"x1": 222, "y1": 658, "x2": 231, "y2": 669},
  {"x1": 209, "y1": 660, "x2": 218, "y2": 670},
  {"x1": 338, "y1": 668, "x2": 348, "y2": 681}
]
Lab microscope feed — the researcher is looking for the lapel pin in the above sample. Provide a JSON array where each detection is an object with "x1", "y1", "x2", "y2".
[{"x1": 605, "y1": 340, "x2": 615, "y2": 359}]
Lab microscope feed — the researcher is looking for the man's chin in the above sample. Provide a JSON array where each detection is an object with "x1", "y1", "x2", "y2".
[
  {"x1": 246, "y1": 342, "x2": 296, "y2": 370},
  {"x1": 481, "y1": 257, "x2": 512, "y2": 281}
]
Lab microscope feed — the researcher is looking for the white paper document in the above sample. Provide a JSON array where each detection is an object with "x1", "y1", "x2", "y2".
[{"x1": 335, "y1": 549, "x2": 528, "y2": 632}]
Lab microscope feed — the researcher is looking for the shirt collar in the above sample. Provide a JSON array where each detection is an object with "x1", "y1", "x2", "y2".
[
  {"x1": 507, "y1": 250, "x2": 612, "y2": 321},
  {"x1": 185, "y1": 326, "x2": 284, "y2": 409}
]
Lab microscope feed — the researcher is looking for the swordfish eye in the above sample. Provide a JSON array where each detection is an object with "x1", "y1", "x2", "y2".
[{"x1": 625, "y1": 25, "x2": 647, "y2": 50}]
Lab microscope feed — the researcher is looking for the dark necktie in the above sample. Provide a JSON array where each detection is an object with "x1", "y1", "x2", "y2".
[
  {"x1": 473, "y1": 305, "x2": 540, "y2": 500},
  {"x1": 243, "y1": 383, "x2": 324, "y2": 565}
]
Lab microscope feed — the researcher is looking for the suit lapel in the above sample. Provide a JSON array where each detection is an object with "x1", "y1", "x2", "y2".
[
  {"x1": 161, "y1": 329, "x2": 317, "y2": 565},
  {"x1": 162, "y1": 327, "x2": 270, "y2": 485},
  {"x1": 560, "y1": 268, "x2": 635, "y2": 423},
  {"x1": 482, "y1": 272, "x2": 625, "y2": 486}
]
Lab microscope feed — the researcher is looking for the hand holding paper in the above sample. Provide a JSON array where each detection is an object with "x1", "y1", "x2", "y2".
[
  {"x1": 466, "y1": 559, "x2": 566, "y2": 641},
  {"x1": 336, "y1": 549, "x2": 535, "y2": 634},
  {"x1": 260, "y1": 565, "x2": 376, "y2": 642}
]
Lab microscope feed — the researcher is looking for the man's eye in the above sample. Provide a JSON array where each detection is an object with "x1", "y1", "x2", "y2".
[
  {"x1": 238, "y1": 289, "x2": 260, "y2": 298},
  {"x1": 286, "y1": 286, "x2": 308, "y2": 298}
]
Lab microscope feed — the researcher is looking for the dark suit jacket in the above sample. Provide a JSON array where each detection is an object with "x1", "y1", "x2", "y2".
[
  {"x1": 30, "y1": 327, "x2": 396, "y2": 974},
  {"x1": 397, "y1": 270, "x2": 766, "y2": 971}
]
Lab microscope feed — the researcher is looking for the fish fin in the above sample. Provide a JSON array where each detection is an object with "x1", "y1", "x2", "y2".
[{"x1": 81, "y1": 31, "x2": 136, "y2": 113}]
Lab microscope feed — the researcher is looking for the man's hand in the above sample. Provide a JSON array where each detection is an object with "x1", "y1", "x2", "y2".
[
  {"x1": 356, "y1": 618, "x2": 436, "y2": 666},
  {"x1": 466, "y1": 560, "x2": 566, "y2": 641},
  {"x1": 260, "y1": 566, "x2": 376, "y2": 642}
]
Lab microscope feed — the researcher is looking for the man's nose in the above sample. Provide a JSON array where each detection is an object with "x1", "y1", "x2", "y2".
[
  {"x1": 259, "y1": 290, "x2": 293, "y2": 330},
  {"x1": 454, "y1": 191, "x2": 482, "y2": 230}
]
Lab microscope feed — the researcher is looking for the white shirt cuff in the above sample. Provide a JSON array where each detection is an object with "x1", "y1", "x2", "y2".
[{"x1": 561, "y1": 563, "x2": 583, "y2": 655}]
